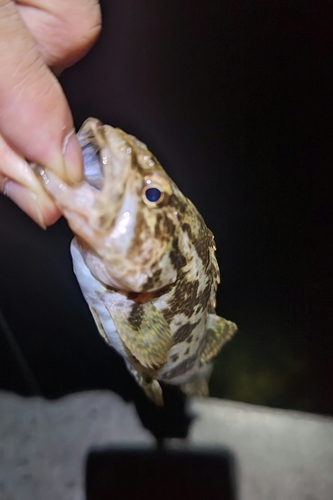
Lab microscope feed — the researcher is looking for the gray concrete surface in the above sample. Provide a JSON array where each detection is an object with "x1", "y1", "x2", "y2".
[
  {"x1": 0, "y1": 390, "x2": 333, "y2": 500},
  {"x1": 191, "y1": 399, "x2": 333, "y2": 500}
]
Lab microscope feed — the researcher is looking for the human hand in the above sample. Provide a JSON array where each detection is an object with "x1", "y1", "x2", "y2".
[{"x1": 0, "y1": 0, "x2": 101, "y2": 227}]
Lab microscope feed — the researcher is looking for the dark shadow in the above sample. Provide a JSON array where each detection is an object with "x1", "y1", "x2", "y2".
[
  {"x1": 133, "y1": 384, "x2": 192, "y2": 440},
  {"x1": 85, "y1": 447, "x2": 237, "y2": 500}
]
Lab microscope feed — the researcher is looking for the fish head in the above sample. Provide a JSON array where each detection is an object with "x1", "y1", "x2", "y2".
[{"x1": 35, "y1": 118, "x2": 190, "y2": 292}]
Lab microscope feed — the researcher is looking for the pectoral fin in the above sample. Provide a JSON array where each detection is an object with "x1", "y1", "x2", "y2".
[
  {"x1": 107, "y1": 301, "x2": 174, "y2": 371},
  {"x1": 200, "y1": 314, "x2": 237, "y2": 364}
]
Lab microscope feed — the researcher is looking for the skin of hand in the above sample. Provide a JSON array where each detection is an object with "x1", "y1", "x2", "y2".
[{"x1": 0, "y1": 0, "x2": 101, "y2": 227}]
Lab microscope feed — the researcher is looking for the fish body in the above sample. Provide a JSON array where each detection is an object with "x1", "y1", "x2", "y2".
[{"x1": 35, "y1": 118, "x2": 237, "y2": 405}]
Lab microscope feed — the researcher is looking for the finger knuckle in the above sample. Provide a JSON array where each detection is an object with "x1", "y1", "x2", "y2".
[{"x1": 68, "y1": 1, "x2": 102, "y2": 52}]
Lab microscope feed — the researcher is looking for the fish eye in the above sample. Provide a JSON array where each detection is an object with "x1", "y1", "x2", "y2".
[
  {"x1": 144, "y1": 187, "x2": 163, "y2": 203},
  {"x1": 142, "y1": 174, "x2": 170, "y2": 206}
]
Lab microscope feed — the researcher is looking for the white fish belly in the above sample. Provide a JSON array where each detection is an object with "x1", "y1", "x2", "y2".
[{"x1": 70, "y1": 238, "x2": 127, "y2": 358}]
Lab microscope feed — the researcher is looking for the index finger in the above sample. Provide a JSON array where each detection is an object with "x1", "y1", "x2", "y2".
[{"x1": 0, "y1": 0, "x2": 82, "y2": 182}]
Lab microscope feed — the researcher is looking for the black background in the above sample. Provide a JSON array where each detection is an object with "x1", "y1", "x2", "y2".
[{"x1": 0, "y1": 0, "x2": 332, "y2": 419}]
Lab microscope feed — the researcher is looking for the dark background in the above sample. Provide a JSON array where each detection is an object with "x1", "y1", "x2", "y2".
[{"x1": 0, "y1": 0, "x2": 332, "y2": 417}]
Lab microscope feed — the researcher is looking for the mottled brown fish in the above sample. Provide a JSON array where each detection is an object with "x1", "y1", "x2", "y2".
[{"x1": 35, "y1": 118, "x2": 237, "y2": 405}]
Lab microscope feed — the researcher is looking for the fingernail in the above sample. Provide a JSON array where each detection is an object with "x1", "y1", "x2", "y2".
[
  {"x1": 63, "y1": 130, "x2": 83, "y2": 184},
  {"x1": 3, "y1": 179, "x2": 46, "y2": 229}
]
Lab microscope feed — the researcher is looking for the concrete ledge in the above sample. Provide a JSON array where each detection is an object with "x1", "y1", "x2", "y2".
[
  {"x1": 191, "y1": 399, "x2": 333, "y2": 500},
  {"x1": 0, "y1": 391, "x2": 153, "y2": 500},
  {"x1": 0, "y1": 391, "x2": 333, "y2": 500}
]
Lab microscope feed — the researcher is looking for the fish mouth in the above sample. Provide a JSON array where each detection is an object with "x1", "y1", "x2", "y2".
[
  {"x1": 79, "y1": 121, "x2": 129, "y2": 192},
  {"x1": 80, "y1": 138, "x2": 104, "y2": 190},
  {"x1": 34, "y1": 119, "x2": 131, "y2": 237},
  {"x1": 76, "y1": 118, "x2": 130, "y2": 233},
  {"x1": 35, "y1": 119, "x2": 163, "y2": 262},
  {"x1": 78, "y1": 118, "x2": 114, "y2": 191}
]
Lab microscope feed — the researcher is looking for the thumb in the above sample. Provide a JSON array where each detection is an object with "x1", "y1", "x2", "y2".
[{"x1": 0, "y1": 0, "x2": 82, "y2": 182}]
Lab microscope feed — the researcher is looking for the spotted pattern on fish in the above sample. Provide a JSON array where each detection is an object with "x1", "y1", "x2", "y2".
[
  {"x1": 174, "y1": 319, "x2": 201, "y2": 343},
  {"x1": 181, "y1": 219, "x2": 211, "y2": 269},
  {"x1": 162, "y1": 352, "x2": 198, "y2": 381},
  {"x1": 128, "y1": 304, "x2": 145, "y2": 330},
  {"x1": 34, "y1": 117, "x2": 237, "y2": 405},
  {"x1": 161, "y1": 276, "x2": 212, "y2": 324},
  {"x1": 169, "y1": 241, "x2": 187, "y2": 271},
  {"x1": 141, "y1": 269, "x2": 162, "y2": 292}
]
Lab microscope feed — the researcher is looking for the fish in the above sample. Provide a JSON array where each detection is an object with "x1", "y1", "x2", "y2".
[{"x1": 34, "y1": 118, "x2": 237, "y2": 405}]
